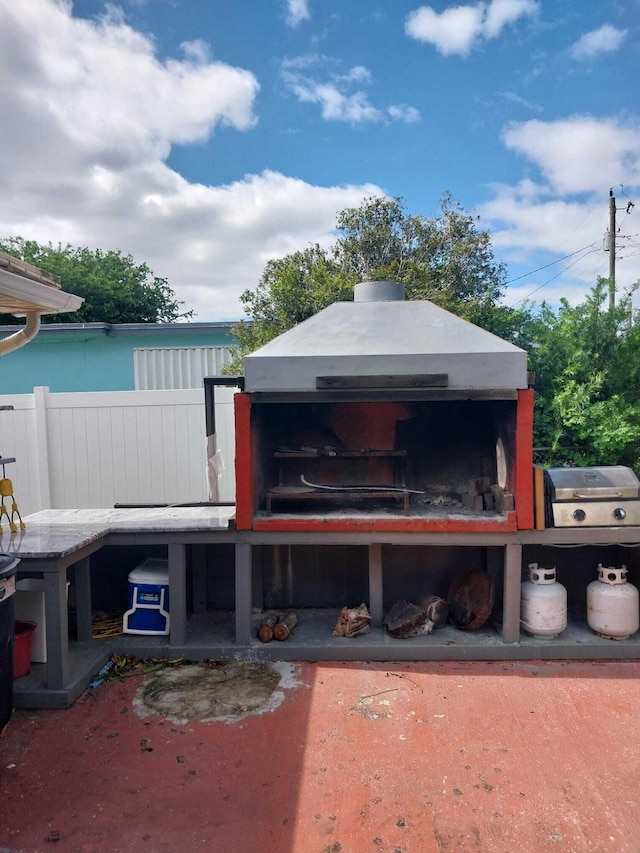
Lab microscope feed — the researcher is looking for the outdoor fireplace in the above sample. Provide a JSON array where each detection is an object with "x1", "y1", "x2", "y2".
[{"x1": 233, "y1": 281, "x2": 534, "y2": 532}]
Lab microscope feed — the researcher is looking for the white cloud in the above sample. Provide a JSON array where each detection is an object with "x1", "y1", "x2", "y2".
[
  {"x1": 281, "y1": 53, "x2": 328, "y2": 71},
  {"x1": 480, "y1": 181, "x2": 633, "y2": 308},
  {"x1": 285, "y1": 0, "x2": 310, "y2": 28},
  {"x1": 405, "y1": 4, "x2": 485, "y2": 57},
  {"x1": 483, "y1": 0, "x2": 538, "y2": 38},
  {"x1": 502, "y1": 115, "x2": 640, "y2": 194},
  {"x1": 3, "y1": 163, "x2": 384, "y2": 320},
  {"x1": 478, "y1": 116, "x2": 640, "y2": 306},
  {"x1": 128, "y1": 168, "x2": 384, "y2": 318},
  {"x1": 0, "y1": 1, "x2": 384, "y2": 320},
  {"x1": 498, "y1": 91, "x2": 542, "y2": 112},
  {"x1": 387, "y1": 104, "x2": 421, "y2": 123},
  {"x1": 481, "y1": 181, "x2": 603, "y2": 256},
  {"x1": 281, "y1": 59, "x2": 420, "y2": 124},
  {"x1": 283, "y1": 75, "x2": 383, "y2": 123},
  {"x1": 180, "y1": 39, "x2": 212, "y2": 65},
  {"x1": 337, "y1": 66, "x2": 373, "y2": 84},
  {"x1": 405, "y1": 0, "x2": 538, "y2": 57},
  {"x1": 569, "y1": 24, "x2": 628, "y2": 61},
  {"x1": 0, "y1": 2, "x2": 259, "y2": 169}
]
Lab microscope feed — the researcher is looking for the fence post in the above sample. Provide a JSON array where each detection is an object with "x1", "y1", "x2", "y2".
[{"x1": 33, "y1": 385, "x2": 52, "y2": 510}]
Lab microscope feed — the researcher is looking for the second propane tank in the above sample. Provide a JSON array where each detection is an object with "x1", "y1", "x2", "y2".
[{"x1": 587, "y1": 564, "x2": 639, "y2": 641}]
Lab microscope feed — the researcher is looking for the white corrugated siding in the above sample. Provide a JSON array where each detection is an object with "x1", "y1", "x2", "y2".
[{"x1": 134, "y1": 346, "x2": 232, "y2": 390}]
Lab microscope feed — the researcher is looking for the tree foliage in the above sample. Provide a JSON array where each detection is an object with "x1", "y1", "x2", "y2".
[
  {"x1": 231, "y1": 245, "x2": 351, "y2": 362},
  {"x1": 0, "y1": 237, "x2": 193, "y2": 324},
  {"x1": 529, "y1": 278, "x2": 640, "y2": 469},
  {"x1": 334, "y1": 193, "x2": 507, "y2": 320},
  {"x1": 228, "y1": 191, "x2": 640, "y2": 474},
  {"x1": 227, "y1": 193, "x2": 526, "y2": 371}
]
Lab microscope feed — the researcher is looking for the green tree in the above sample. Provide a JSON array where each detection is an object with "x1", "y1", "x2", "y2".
[
  {"x1": 528, "y1": 278, "x2": 640, "y2": 469},
  {"x1": 334, "y1": 193, "x2": 507, "y2": 324},
  {"x1": 0, "y1": 238, "x2": 193, "y2": 323},
  {"x1": 231, "y1": 245, "x2": 348, "y2": 359},
  {"x1": 227, "y1": 193, "x2": 527, "y2": 371}
]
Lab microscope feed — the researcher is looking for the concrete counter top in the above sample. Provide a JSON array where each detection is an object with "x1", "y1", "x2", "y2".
[
  {"x1": 24, "y1": 506, "x2": 236, "y2": 533},
  {"x1": 0, "y1": 524, "x2": 107, "y2": 560},
  {"x1": 0, "y1": 508, "x2": 236, "y2": 559}
]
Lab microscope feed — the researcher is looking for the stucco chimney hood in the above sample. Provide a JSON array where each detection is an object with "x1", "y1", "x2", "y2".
[{"x1": 244, "y1": 280, "x2": 528, "y2": 393}]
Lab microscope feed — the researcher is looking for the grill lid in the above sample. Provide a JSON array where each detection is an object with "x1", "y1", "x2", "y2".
[{"x1": 546, "y1": 466, "x2": 640, "y2": 501}]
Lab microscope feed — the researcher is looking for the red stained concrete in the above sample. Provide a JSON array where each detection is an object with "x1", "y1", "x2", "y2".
[
  {"x1": 2, "y1": 659, "x2": 640, "y2": 852},
  {"x1": 251, "y1": 514, "x2": 519, "y2": 533}
]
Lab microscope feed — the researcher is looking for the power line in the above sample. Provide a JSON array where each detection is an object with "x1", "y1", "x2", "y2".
[
  {"x1": 562, "y1": 258, "x2": 609, "y2": 303},
  {"x1": 506, "y1": 188, "x2": 636, "y2": 309},
  {"x1": 507, "y1": 246, "x2": 599, "y2": 307},
  {"x1": 554, "y1": 195, "x2": 602, "y2": 246},
  {"x1": 502, "y1": 195, "x2": 604, "y2": 289},
  {"x1": 504, "y1": 243, "x2": 596, "y2": 287}
]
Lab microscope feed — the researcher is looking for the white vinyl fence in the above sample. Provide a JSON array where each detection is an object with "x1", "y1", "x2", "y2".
[{"x1": 0, "y1": 386, "x2": 236, "y2": 516}]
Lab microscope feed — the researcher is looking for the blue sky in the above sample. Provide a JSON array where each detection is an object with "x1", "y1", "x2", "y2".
[{"x1": 0, "y1": 0, "x2": 638, "y2": 320}]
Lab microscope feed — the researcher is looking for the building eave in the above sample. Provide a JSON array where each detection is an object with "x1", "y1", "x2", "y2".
[
  {"x1": 0, "y1": 321, "x2": 238, "y2": 337},
  {"x1": 0, "y1": 267, "x2": 84, "y2": 316}
]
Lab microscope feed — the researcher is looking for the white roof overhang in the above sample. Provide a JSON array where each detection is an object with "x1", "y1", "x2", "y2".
[{"x1": 0, "y1": 266, "x2": 83, "y2": 316}]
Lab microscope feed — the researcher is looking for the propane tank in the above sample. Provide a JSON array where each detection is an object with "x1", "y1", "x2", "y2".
[
  {"x1": 587, "y1": 564, "x2": 639, "y2": 641},
  {"x1": 520, "y1": 563, "x2": 567, "y2": 639}
]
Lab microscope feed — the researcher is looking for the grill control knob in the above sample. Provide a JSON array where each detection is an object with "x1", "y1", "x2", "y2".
[
  {"x1": 572, "y1": 509, "x2": 586, "y2": 522},
  {"x1": 612, "y1": 507, "x2": 627, "y2": 521}
]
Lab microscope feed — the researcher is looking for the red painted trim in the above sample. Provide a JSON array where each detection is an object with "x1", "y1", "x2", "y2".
[
  {"x1": 234, "y1": 393, "x2": 253, "y2": 530},
  {"x1": 252, "y1": 511, "x2": 518, "y2": 534},
  {"x1": 515, "y1": 388, "x2": 535, "y2": 530}
]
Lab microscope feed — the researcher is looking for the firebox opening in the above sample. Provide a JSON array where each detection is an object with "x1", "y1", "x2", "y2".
[{"x1": 250, "y1": 398, "x2": 517, "y2": 519}]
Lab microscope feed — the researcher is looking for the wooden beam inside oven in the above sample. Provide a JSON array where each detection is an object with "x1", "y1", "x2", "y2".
[{"x1": 316, "y1": 374, "x2": 449, "y2": 390}]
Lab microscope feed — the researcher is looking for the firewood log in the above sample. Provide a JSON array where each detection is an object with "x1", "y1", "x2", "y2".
[
  {"x1": 274, "y1": 613, "x2": 298, "y2": 641},
  {"x1": 258, "y1": 613, "x2": 279, "y2": 643}
]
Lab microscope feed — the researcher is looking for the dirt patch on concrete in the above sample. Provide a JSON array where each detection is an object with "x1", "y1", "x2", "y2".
[{"x1": 133, "y1": 660, "x2": 300, "y2": 724}]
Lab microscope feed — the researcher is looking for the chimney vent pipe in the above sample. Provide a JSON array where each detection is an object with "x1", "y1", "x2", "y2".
[{"x1": 354, "y1": 281, "x2": 405, "y2": 302}]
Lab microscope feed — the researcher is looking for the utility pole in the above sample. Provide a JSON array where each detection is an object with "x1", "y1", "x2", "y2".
[{"x1": 609, "y1": 188, "x2": 616, "y2": 309}]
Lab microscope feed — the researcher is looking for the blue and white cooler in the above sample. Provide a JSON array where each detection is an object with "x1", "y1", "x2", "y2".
[{"x1": 123, "y1": 558, "x2": 170, "y2": 635}]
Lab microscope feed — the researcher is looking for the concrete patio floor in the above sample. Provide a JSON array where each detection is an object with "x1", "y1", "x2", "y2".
[{"x1": 2, "y1": 658, "x2": 640, "y2": 853}]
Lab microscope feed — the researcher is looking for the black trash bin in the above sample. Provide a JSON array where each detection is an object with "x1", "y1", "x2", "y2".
[{"x1": 0, "y1": 551, "x2": 20, "y2": 731}]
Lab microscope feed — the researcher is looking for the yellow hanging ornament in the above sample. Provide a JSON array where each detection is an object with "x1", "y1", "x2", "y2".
[{"x1": 0, "y1": 458, "x2": 25, "y2": 534}]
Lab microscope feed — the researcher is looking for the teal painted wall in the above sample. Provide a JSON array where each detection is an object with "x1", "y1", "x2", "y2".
[{"x1": 0, "y1": 324, "x2": 235, "y2": 393}]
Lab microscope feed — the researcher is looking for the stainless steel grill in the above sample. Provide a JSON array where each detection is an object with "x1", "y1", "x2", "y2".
[{"x1": 545, "y1": 466, "x2": 640, "y2": 527}]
